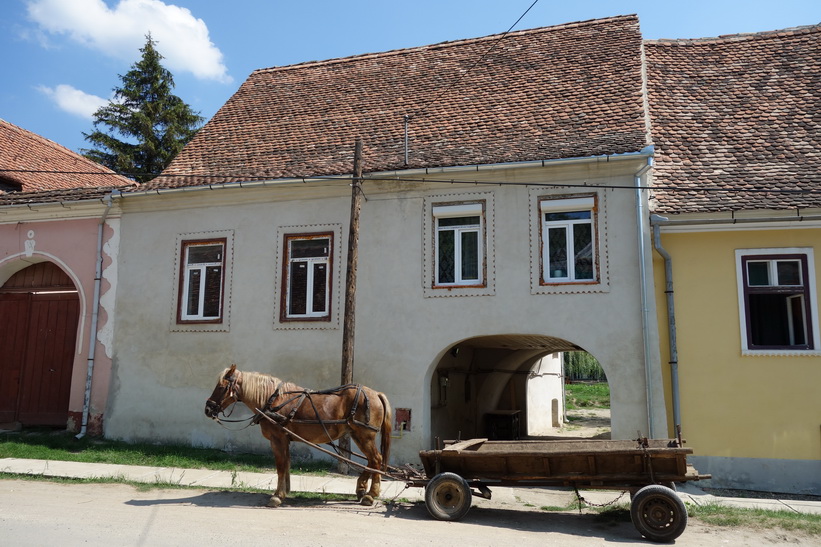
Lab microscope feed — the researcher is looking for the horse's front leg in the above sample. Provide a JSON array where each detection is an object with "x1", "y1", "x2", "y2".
[{"x1": 267, "y1": 437, "x2": 290, "y2": 507}]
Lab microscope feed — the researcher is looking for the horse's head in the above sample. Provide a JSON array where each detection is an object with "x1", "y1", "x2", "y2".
[{"x1": 205, "y1": 364, "x2": 240, "y2": 419}]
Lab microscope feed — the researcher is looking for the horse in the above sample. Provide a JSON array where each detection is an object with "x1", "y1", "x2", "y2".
[{"x1": 205, "y1": 364, "x2": 392, "y2": 507}]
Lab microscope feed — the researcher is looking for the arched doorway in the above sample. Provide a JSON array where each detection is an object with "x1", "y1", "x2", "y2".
[
  {"x1": 0, "y1": 262, "x2": 79, "y2": 427},
  {"x1": 429, "y1": 334, "x2": 611, "y2": 443}
]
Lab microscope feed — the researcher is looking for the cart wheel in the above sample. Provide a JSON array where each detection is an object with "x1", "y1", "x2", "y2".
[
  {"x1": 425, "y1": 472, "x2": 473, "y2": 521},
  {"x1": 630, "y1": 484, "x2": 687, "y2": 543}
]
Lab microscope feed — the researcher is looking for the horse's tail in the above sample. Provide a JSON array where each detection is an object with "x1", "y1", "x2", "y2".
[{"x1": 378, "y1": 392, "x2": 392, "y2": 472}]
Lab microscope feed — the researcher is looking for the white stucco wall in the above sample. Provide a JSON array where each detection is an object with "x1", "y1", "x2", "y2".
[{"x1": 105, "y1": 158, "x2": 667, "y2": 464}]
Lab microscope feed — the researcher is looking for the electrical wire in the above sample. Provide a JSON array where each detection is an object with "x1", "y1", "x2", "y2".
[
  {"x1": 408, "y1": 0, "x2": 540, "y2": 121},
  {"x1": 1, "y1": 167, "x2": 819, "y2": 196}
]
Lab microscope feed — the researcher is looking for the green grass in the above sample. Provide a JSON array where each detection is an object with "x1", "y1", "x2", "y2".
[
  {"x1": 0, "y1": 429, "x2": 331, "y2": 474},
  {"x1": 687, "y1": 502, "x2": 821, "y2": 535},
  {"x1": 565, "y1": 382, "x2": 610, "y2": 410},
  {"x1": 541, "y1": 501, "x2": 820, "y2": 537}
]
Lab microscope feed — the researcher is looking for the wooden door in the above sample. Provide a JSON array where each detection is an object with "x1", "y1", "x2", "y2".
[{"x1": 0, "y1": 263, "x2": 79, "y2": 426}]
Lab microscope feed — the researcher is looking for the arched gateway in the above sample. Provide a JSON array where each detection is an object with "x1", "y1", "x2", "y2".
[{"x1": 0, "y1": 262, "x2": 80, "y2": 427}]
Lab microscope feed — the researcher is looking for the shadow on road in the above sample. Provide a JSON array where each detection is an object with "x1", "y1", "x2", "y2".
[{"x1": 125, "y1": 490, "x2": 641, "y2": 543}]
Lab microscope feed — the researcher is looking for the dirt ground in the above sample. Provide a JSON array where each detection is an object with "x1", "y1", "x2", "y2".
[
  {"x1": 2, "y1": 479, "x2": 818, "y2": 546},
  {"x1": 555, "y1": 407, "x2": 612, "y2": 439}
]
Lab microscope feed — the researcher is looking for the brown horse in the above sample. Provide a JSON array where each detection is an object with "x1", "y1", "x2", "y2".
[{"x1": 205, "y1": 364, "x2": 392, "y2": 507}]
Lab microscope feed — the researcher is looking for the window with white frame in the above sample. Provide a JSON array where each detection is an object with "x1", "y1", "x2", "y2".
[
  {"x1": 737, "y1": 250, "x2": 817, "y2": 352},
  {"x1": 433, "y1": 203, "x2": 484, "y2": 287},
  {"x1": 179, "y1": 239, "x2": 225, "y2": 323},
  {"x1": 283, "y1": 233, "x2": 332, "y2": 320},
  {"x1": 540, "y1": 196, "x2": 597, "y2": 283}
]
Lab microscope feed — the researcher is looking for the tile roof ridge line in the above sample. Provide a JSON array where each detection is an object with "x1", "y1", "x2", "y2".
[
  {"x1": 645, "y1": 22, "x2": 820, "y2": 45},
  {"x1": 251, "y1": 14, "x2": 639, "y2": 75},
  {"x1": 0, "y1": 117, "x2": 121, "y2": 177}
]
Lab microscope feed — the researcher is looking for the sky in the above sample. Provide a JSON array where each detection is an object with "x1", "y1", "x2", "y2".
[{"x1": 1, "y1": 0, "x2": 819, "y2": 155}]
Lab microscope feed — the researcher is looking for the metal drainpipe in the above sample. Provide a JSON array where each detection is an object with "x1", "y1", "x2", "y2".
[
  {"x1": 650, "y1": 215, "x2": 681, "y2": 430},
  {"x1": 635, "y1": 155, "x2": 655, "y2": 438},
  {"x1": 76, "y1": 194, "x2": 113, "y2": 439}
]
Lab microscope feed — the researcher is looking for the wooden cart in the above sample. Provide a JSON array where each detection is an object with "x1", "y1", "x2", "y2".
[{"x1": 412, "y1": 437, "x2": 710, "y2": 543}]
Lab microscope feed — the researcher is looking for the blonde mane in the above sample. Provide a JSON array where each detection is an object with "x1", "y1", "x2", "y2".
[{"x1": 232, "y1": 369, "x2": 300, "y2": 410}]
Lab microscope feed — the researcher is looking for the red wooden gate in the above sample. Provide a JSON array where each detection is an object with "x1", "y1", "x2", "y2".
[{"x1": 0, "y1": 263, "x2": 79, "y2": 426}]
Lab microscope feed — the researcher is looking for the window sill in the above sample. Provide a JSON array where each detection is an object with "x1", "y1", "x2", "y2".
[{"x1": 742, "y1": 348, "x2": 820, "y2": 357}]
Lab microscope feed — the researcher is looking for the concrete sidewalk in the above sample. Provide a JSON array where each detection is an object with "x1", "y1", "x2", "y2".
[{"x1": 2, "y1": 457, "x2": 819, "y2": 515}]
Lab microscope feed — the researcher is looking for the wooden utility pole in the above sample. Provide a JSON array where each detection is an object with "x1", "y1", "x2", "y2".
[
  {"x1": 338, "y1": 138, "x2": 362, "y2": 474},
  {"x1": 341, "y1": 138, "x2": 362, "y2": 386}
]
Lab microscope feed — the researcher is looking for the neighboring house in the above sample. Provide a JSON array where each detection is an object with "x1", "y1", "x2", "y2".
[
  {"x1": 0, "y1": 118, "x2": 132, "y2": 435},
  {"x1": 645, "y1": 25, "x2": 821, "y2": 494},
  {"x1": 104, "y1": 15, "x2": 668, "y2": 465}
]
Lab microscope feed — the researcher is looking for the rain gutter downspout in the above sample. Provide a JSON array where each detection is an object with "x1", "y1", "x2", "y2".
[
  {"x1": 650, "y1": 215, "x2": 681, "y2": 431},
  {"x1": 635, "y1": 152, "x2": 655, "y2": 438},
  {"x1": 76, "y1": 193, "x2": 113, "y2": 439}
]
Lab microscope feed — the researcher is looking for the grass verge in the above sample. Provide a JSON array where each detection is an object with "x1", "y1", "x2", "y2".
[
  {"x1": 0, "y1": 429, "x2": 330, "y2": 474},
  {"x1": 578, "y1": 502, "x2": 820, "y2": 536}
]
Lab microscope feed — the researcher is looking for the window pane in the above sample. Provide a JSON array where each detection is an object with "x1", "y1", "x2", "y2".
[
  {"x1": 438, "y1": 230, "x2": 455, "y2": 283},
  {"x1": 573, "y1": 223, "x2": 593, "y2": 280},
  {"x1": 749, "y1": 294, "x2": 791, "y2": 346},
  {"x1": 289, "y1": 262, "x2": 308, "y2": 315},
  {"x1": 203, "y1": 266, "x2": 222, "y2": 317},
  {"x1": 788, "y1": 295, "x2": 807, "y2": 345},
  {"x1": 747, "y1": 262, "x2": 770, "y2": 286},
  {"x1": 292, "y1": 238, "x2": 329, "y2": 259},
  {"x1": 187, "y1": 244, "x2": 222, "y2": 264},
  {"x1": 545, "y1": 211, "x2": 591, "y2": 222},
  {"x1": 461, "y1": 231, "x2": 479, "y2": 281},
  {"x1": 777, "y1": 261, "x2": 801, "y2": 286},
  {"x1": 186, "y1": 269, "x2": 201, "y2": 316},
  {"x1": 438, "y1": 216, "x2": 480, "y2": 227},
  {"x1": 313, "y1": 263, "x2": 327, "y2": 313},
  {"x1": 548, "y1": 227, "x2": 568, "y2": 278}
]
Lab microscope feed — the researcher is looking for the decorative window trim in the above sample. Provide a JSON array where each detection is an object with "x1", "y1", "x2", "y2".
[
  {"x1": 735, "y1": 247, "x2": 820, "y2": 356},
  {"x1": 274, "y1": 224, "x2": 343, "y2": 330},
  {"x1": 423, "y1": 193, "x2": 495, "y2": 298},
  {"x1": 530, "y1": 189, "x2": 609, "y2": 295},
  {"x1": 171, "y1": 230, "x2": 234, "y2": 333}
]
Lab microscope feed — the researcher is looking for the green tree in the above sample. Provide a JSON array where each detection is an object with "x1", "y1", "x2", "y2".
[{"x1": 82, "y1": 34, "x2": 204, "y2": 183}]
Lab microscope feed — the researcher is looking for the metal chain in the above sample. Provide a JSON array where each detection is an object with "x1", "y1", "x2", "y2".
[{"x1": 573, "y1": 485, "x2": 628, "y2": 512}]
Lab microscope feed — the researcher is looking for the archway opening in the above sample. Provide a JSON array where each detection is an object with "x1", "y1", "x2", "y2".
[{"x1": 429, "y1": 335, "x2": 611, "y2": 445}]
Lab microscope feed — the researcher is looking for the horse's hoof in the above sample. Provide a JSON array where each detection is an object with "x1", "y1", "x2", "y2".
[
  {"x1": 360, "y1": 495, "x2": 374, "y2": 506},
  {"x1": 267, "y1": 496, "x2": 283, "y2": 508}
]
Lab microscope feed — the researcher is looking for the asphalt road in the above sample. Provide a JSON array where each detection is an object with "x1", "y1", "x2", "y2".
[{"x1": 0, "y1": 479, "x2": 815, "y2": 546}]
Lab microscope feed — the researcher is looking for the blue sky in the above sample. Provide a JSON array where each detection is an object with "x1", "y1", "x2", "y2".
[{"x1": 1, "y1": 0, "x2": 819, "y2": 154}]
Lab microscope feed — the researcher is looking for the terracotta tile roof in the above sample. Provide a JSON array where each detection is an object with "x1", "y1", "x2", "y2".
[
  {"x1": 148, "y1": 15, "x2": 648, "y2": 189},
  {"x1": 0, "y1": 118, "x2": 132, "y2": 200},
  {"x1": 0, "y1": 186, "x2": 135, "y2": 207},
  {"x1": 645, "y1": 25, "x2": 821, "y2": 214}
]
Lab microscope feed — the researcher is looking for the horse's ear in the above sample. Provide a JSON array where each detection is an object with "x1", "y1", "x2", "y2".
[{"x1": 228, "y1": 363, "x2": 237, "y2": 375}]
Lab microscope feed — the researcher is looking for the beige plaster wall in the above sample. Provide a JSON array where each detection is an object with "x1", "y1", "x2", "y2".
[{"x1": 106, "y1": 159, "x2": 667, "y2": 464}]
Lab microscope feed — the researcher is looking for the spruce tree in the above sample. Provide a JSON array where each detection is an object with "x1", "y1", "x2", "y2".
[{"x1": 82, "y1": 34, "x2": 204, "y2": 183}]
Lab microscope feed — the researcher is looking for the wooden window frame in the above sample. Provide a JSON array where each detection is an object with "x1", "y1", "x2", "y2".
[
  {"x1": 177, "y1": 238, "x2": 226, "y2": 324},
  {"x1": 539, "y1": 196, "x2": 599, "y2": 285},
  {"x1": 739, "y1": 253, "x2": 815, "y2": 351},
  {"x1": 432, "y1": 202, "x2": 486, "y2": 289},
  {"x1": 280, "y1": 232, "x2": 333, "y2": 323}
]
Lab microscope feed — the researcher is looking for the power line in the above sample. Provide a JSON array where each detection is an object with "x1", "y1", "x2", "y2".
[
  {"x1": 1, "y1": 167, "x2": 818, "y2": 196},
  {"x1": 409, "y1": 0, "x2": 540, "y2": 121}
]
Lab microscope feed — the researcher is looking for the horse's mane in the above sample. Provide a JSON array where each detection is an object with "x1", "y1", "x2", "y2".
[{"x1": 234, "y1": 369, "x2": 301, "y2": 409}]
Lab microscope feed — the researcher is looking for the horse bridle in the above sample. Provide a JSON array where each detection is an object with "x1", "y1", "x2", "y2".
[{"x1": 205, "y1": 371, "x2": 240, "y2": 419}]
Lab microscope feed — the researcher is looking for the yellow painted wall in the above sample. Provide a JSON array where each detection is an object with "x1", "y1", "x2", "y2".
[{"x1": 653, "y1": 227, "x2": 821, "y2": 461}]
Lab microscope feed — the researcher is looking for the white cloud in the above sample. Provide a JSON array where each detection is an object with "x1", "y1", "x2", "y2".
[
  {"x1": 26, "y1": 0, "x2": 231, "y2": 83},
  {"x1": 38, "y1": 84, "x2": 109, "y2": 119}
]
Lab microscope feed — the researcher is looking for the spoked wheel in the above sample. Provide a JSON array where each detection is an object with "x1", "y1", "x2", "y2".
[
  {"x1": 424, "y1": 472, "x2": 473, "y2": 521},
  {"x1": 630, "y1": 484, "x2": 688, "y2": 542}
]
